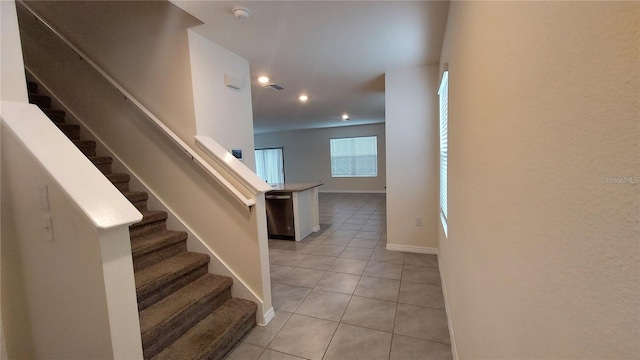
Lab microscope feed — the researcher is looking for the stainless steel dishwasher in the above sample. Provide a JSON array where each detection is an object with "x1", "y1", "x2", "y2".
[{"x1": 265, "y1": 193, "x2": 295, "y2": 239}]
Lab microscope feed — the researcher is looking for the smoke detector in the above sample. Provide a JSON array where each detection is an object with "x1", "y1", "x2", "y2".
[{"x1": 232, "y1": 6, "x2": 250, "y2": 20}]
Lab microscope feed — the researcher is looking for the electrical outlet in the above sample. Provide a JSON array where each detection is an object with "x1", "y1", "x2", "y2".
[{"x1": 415, "y1": 217, "x2": 423, "y2": 227}]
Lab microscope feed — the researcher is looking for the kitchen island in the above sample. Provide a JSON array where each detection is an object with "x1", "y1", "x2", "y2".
[{"x1": 265, "y1": 183, "x2": 322, "y2": 241}]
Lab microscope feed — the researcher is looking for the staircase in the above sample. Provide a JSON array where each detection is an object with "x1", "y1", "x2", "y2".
[{"x1": 27, "y1": 81, "x2": 257, "y2": 360}]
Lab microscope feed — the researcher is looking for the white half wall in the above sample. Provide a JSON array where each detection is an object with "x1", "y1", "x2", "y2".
[
  {"x1": 385, "y1": 65, "x2": 440, "y2": 251},
  {"x1": 188, "y1": 27, "x2": 257, "y2": 171},
  {"x1": 0, "y1": 1, "x2": 28, "y2": 356},
  {"x1": 439, "y1": 2, "x2": 639, "y2": 359},
  {"x1": 254, "y1": 123, "x2": 386, "y2": 192},
  {"x1": 1, "y1": 106, "x2": 144, "y2": 359}
]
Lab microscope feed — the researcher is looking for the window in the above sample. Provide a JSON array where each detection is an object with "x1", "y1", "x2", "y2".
[
  {"x1": 439, "y1": 70, "x2": 449, "y2": 236},
  {"x1": 255, "y1": 147, "x2": 284, "y2": 184},
  {"x1": 330, "y1": 136, "x2": 377, "y2": 177}
]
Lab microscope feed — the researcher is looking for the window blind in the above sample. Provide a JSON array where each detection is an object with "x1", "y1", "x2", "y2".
[
  {"x1": 330, "y1": 136, "x2": 377, "y2": 177},
  {"x1": 439, "y1": 71, "x2": 449, "y2": 234}
]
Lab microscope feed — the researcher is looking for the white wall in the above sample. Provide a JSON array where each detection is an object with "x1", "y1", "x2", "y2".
[
  {"x1": 0, "y1": 0, "x2": 27, "y2": 103},
  {"x1": 385, "y1": 65, "x2": 440, "y2": 253},
  {"x1": 439, "y1": 2, "x2": 639, "y2": 359},
  {"x1": 254, "y1": 123, "x2": 386, "y2": 192},
  {"x1": 188, "y1": 27, "x2": 257, "y2": 171}
]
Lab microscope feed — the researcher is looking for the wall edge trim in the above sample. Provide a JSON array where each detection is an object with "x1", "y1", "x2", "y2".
[
  {"x1": 319, "y1": 190, "x2": 386, "y2": 194},
  {"x1": 385, "y1": 244, "x2": 438, "y2": 254}
]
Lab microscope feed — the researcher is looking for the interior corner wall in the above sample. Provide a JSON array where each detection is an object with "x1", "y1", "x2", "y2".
[
  {"x1": 1, "y1": 0, "x2": 27, "y2": 103},
  {"x1": 188, "y1": 27, "x2": 257, "y2": 171},
  {"x1": 254, "y1": 123, "x2": 386, "y2": 192},
  {"x1": 20, "y1": 0, "x2": 202, "y2": 144},
  {"x1": 439, "y1": 2, "x2": 639, "y2": 359},
  {"x1": 384, "y1": 65, "x2": 440, "y2": 252}
]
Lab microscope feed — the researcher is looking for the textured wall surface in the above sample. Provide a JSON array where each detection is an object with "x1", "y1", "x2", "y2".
[{"x1": 439, "y1": 2, "x2": 639, "y2": 358}]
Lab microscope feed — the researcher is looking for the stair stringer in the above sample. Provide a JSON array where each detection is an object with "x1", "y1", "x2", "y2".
[{"x1": 26, "y1": 69, "x2": 275, "y2": 327}]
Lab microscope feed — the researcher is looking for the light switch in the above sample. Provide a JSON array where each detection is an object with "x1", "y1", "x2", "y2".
[
  {"x1": 40, "y1": 215, "x2": 54, "y2": 242},
  {"x1": 39, "y1": 185, "x2": 50, "y2": 210}
]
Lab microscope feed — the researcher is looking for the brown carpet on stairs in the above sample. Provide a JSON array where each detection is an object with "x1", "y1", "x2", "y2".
[{"x1": 27, "y1": 80, "x2": 257, "y2": 360}]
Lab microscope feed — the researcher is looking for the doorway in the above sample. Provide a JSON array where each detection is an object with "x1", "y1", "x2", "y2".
[{"x1": 255, "y1": 147, "x2": 285, "y2": 184}]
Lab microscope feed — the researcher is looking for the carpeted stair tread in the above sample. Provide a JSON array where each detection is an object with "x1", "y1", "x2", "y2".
[
  {"x1": 131, "y1": 229, "x2": 186, "y2": 270},
  {"x1": 133, "y1": 211, "x2": 167, "y2": 225},
  {"x1": 152, "y1": 298, "x2": 257, "y2": 360},
  {"x1": 123, "y1": 190, "x2": 148, "y2": 202},
  {"x1": 28, "y1": 93, "x2": 51, "y2": 108},
  {"x1": 88, "y1": 156, "x2": 112, "y2": 165},
  {"x1": 106, "y1": 172, "x2": 130, "y2": 183},
  {"x1": 55, "y1": 123, "x2": 81, "y2": 140},
  {"x1": 123, "y1": 190, "x2": 148, "y2": 211},
  {"x1": 106, "y1": 172, "x2": 130, "y2": 192},
  {"x1": 129, "y1": 211, "x2": 168, "y2": 239},
  {"x1": 131, "y1": 230, "x2": 187, "y2": 259},
  {"x1": 135, "y1": 252, "x2": 210, "y2": 302},
  {"x1": 72, "y1": 139, "x2": 95, "y2": 146},
  {"x1": 104, "y1": 173, "x2": 131, "y2": 192},
  {"x1": 140, "y1": 274, "x2": 233, "y2": 358},
  {"x1": 43, "y1": 109, "x2": 66, "y2": 123},
  {"x1": 88, "y1": 156, "x2": 113, "y2": 174},
  {"x1": 27, "y1": 81, "x2": 38, "y2": 93},
  {"x1": 72, "y1": 139, "x2": 97, "y2": 156}
]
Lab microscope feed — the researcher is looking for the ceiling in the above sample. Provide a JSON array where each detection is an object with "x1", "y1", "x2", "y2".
[{"x1": 170, "y1": 1, "x2": 450, "y2": 133}]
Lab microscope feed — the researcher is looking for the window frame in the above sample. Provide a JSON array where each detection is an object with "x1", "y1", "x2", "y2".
[
  {"x1": 255, "y1": 147, "x2": 285, "y2": 184},
  {"x1": 439, "y1": 70, "x2": 449, "y2": 237},
  {"x1": 329, "y1": 135, "x2": 378, "y2": 178}
]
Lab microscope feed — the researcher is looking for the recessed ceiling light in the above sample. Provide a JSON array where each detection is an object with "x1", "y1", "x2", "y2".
[
  {"x1": 342, "y1": 114, "x2": 350, "y2": 120},
  {"x1": 258, "y1": 76, "x2": 269, "y2": 84},
  {"x1": 299, "y1": 95, "x2": 309, "y2": 102}
]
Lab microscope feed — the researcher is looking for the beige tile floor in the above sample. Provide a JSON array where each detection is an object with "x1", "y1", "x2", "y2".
[{"x1": 224, "y1": 193, "x2": 453, "y2": 360}]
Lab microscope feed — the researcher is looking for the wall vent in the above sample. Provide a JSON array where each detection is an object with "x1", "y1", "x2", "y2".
[{"x1": 264, "y1": 83, "x2": 284, "y2": 91}]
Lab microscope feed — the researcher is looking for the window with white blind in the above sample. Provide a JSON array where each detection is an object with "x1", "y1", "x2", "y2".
[
  {"x1": 439, "y1": 70, "x2": 449, "y2": 236},
  {"x1": 330, "y1": 136, "x2": 377, "y2": 177}
]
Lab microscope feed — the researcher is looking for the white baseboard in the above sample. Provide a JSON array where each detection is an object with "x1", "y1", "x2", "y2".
[
  {"x1": 318, "y1": 190, "x2": 386, "y2": 194},
  {"x1": 385, "y1": 244, "x2": 438, "y2": 254},
  {"x1": 439, "y1": 256, "x2": 458, "y2": 360},
  {"x1": 258, "y1": 306, "x2": 275, "y2": 326}
]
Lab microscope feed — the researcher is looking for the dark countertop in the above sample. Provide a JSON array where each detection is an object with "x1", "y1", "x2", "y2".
[{"x1": 267, "y1": 183, "x2": 323, "y2": 193}]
